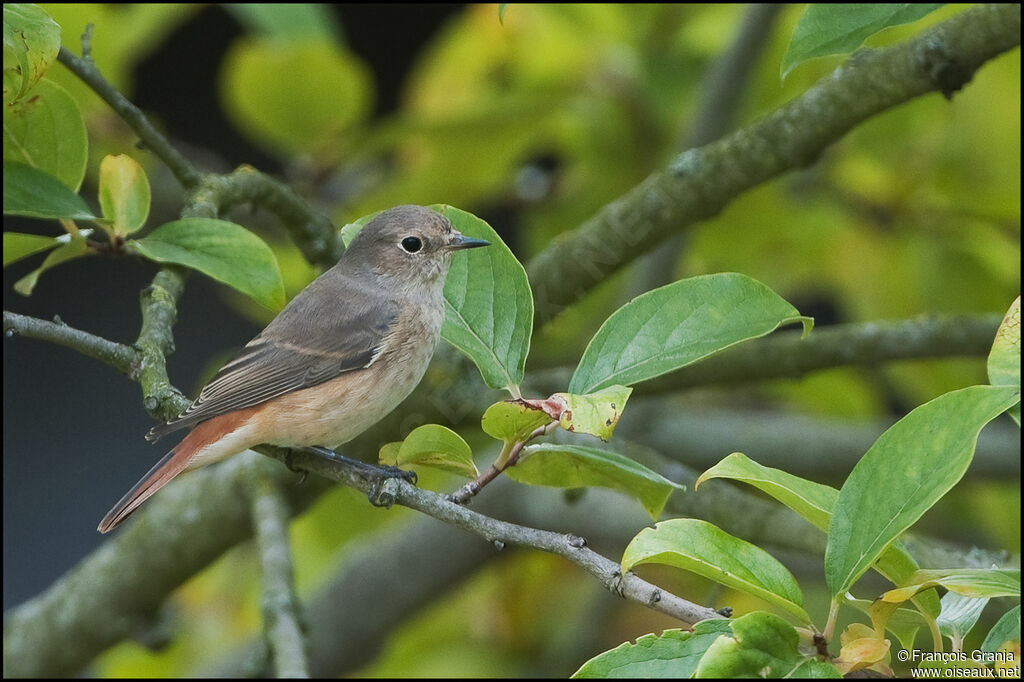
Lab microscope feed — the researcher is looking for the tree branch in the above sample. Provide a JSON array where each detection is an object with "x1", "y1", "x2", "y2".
[
  {"x1": 638, "y1": 2, "x2": 784, "y2": 293},
  {"x1": 529, "y1": 314, "x2": 1003, "y2": 394},
  {"x1": 259, "y1": 444, "x2": 723, "y2": 627},
  {"x1": 246, "y1": 474, "x2": 309, "y2": 679},
  {"x1": 525, "y1": 3, "x2": 1022, "y2": 325},
  {"x1": 182, "y1": 166, "x2": 343, "y2": 269},
  {"x1": 2, "y1": 311, "x2": 139, "y2": 377},
  {"x1": 57, "y1": 41, "x2": 203, "y2": 189}
]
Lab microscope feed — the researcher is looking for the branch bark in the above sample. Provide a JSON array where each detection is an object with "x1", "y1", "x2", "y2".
[
  {"x1": 247, "y1": 474, "x2": 309, "y2": 678},
  {"x1": 525, "y1": 3, "x2": 1021, "y2": 325}
]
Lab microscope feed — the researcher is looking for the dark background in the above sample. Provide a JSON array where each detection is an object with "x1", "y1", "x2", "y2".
[{"x1": 3, "y1": 3, "x2": 463, "y2": 608}]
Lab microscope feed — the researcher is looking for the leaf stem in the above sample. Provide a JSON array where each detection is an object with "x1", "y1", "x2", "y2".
[{"x1": 448, "y1": 422, "x2": 557, "y2": 504}]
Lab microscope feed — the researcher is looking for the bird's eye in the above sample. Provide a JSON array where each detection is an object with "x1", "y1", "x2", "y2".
[{"x1": 401, "y1": 236, "x2": 422, "y2": 253}]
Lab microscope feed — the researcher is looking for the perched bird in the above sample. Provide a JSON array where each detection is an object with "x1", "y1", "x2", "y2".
[{"x1": 99, "y1": 205, "x2": 489, "y2": 533}]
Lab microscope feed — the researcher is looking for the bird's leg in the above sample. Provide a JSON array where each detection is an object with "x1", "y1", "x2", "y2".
[{"x1": 301, "y1": 446, "x2": 417, "y2": 507}]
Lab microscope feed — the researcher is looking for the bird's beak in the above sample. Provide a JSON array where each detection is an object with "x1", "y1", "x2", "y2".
[{"x1": 447, "y1": 231, "x2": 490, "y2": 250}]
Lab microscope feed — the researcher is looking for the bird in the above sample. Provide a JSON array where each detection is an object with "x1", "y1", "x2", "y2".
[{"x1": 99, "y1": 204, "x2": 489, "y2": 533}]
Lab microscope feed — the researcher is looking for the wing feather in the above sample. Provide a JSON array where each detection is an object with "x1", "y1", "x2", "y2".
[{"x1": 148, "y1": 273, "x2": 398, "y2": 441}]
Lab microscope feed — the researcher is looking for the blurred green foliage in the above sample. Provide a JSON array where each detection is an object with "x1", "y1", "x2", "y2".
[{"x1": 30, "y1": 3, "x2": 1019, "y2": 677}]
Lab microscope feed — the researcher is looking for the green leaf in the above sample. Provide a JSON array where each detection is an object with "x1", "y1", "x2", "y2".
[
  {"x1": 694, "y1": 612, "x2": 841, "y2": 678},
  {"x1": 481, "y1": 400, "x2": 553, "y2": 444},
  {"x1": 3, "y1": 78, "x2": 88, "y2": 191},
  {"x1": 622, "y1": 519, "x2": 810, "y2": 623},
  {"x1": 572, "y1": 620, "x2": 732, "y2": 678},
  {"x1": 434, "y1": 205, "x2": 533, "y2": 396},
  {"x1": 569, "y1": 273, "x2": 811, "y2": 394},
  {"x1": 222, "y1": 3, "x2": 341, "y2": 40},
  {"x1": 696, "y1": 452, "x2": 940, "y2": 618},
  {"x1": 510, "y1": 443, "x2": 683, "y2": 520},
  {"x1": 982, "y1": 606, "x2": 1020, "y2": 654},
  {"x1": 2, "y1": 231, "x2": 60, "y2": 266},
  {"x1": 339, "y1": 211, "x2": 378, "y2": 247},
  {"x1": 498, "y1": 4, "x2": 509, "y2": 25},
  {"x1": 220, "y1": 36, "x2": 371, "y2": 156},
  {"x1": 551, "y1": 385, "x2": 632, "y2": 442},
  {"x1": 378, "y1": 424, "x2": 477, "y2": 479},
  {"x1": 3, "y1": 4, "x2": 61, "y2": 104},
  {"x1": 881, "y1": 568, "x2": 1020, "y2": 603},
  {"x1": 781, "y1": 4, "x2": 945, "y2": 78},
  {"x1": 98, "y1": 154, "x2": 150, "y2": 236},
  {"x1": 936, "y1": 592, "x2": 988, "y2": 646},
  {"x1": 825, "y1": 385, "x2": 1022, "y2": 599},
  {"x1": 988, "y1": 296, "x2": 1020, "y2": 425},
  {"x1": 697, "y1": 452, "x2": 836, "y2": 529},
  {"x1": 13, "y1": 233, "x2": 89, "y2": 295},
  {"x1": 129, "y1": 218, "x2": 285, "y2": 310},
  {"x1": 3, "y1": 162, "x2": 96, "y2": 221},
  {"x1": 846, "y1": 595, "x2": 926, "y2": 652}
]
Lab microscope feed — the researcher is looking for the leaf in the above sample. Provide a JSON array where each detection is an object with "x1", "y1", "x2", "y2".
[
  {"x1": 341, "y1": 206, "x2": 534, "y2": 396},
  {"x1": 510, "y1": 443, "x2": 683, "y2": 520},
  {"x1": 220, "y1": 36, "x2": 371, "y2": 156},
  {"x1": 13, "y1": 233, "x2": 89, "y2": 295},
  {"x1": 498, "y1": 4, "x2": 509, "y2": 25},
  {"x1": 98, "y1": 155, "x2": 150, "y2": 236},
  {"x1": 434, "y1": 205, "x2": 533, "y2": 396},
  {"x1": 696, "y1": 452, "x2": 940, "y2": 618},
  {"x1": 982, "y1": 606, "x2": 1020, "y2": 654},
  {"x1": 622, "y1": 519, "x2": 811, "y2": 623},
  {"x1": 697, "y1": 452, "x2": 836, "y2": 529},
  {"x1": 825, "y1": 385, "x2": 1022, "y2": 599},
  {"x1": 3, "y1": 232, "x2": 60, "y2": 266},
  {"x1": 222, "y1": 3, "x2": 341, "y2": 40},
  {"x1": 881, "y1": 569, "x2": 1021, "y2": 603},
  {"x1": 552, "y1": 385, "x2": 632, "y2": 441},
  {"x1": 3, "y1": 78, "x2": 88, "y2": 191},
  {"x1": 129, "y1": 218, "x2": 285, "y2": 310},
  {"x1": 569, "y1": 273, "x2": 811, "y2": 394},
  {"x1": 481, "y1": 400, "x2": 553, "y2": 444},
  {"x1": 846, "y1": 595, "x2": 926, "y2": 652},
  {"x1": 694, "y1": 612, "x2": 841, "y2": 678},
  {"x1": 378, "y1": 424, "x2": 477, "y2": 479},
  {"x1": 988, "y1": 296, "x2": 1021, "y2": 425},
  {"x1": 781, "y1": 4, "x2": 946, "y2": 78},
  {"x1": 836, "y1": 623, "x2": 891, "y2": 675},
  {"x1": 2, "y1": 162, "x2": 96, "y2": 221},
  {"x1": 572, "y1": 620, "x2": 733, "y2": 678},
  {"x1": 936, "y1": 592, "x2": 988, "y2": 647},
  {"x1": 2, "y1": 4, "x2": 61, "y2": 104}
]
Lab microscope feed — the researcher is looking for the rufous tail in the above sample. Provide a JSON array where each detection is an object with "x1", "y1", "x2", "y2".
[
  {"x1": 97, "y1": 444, "x2": 193, "y2": 533},
  {"x1": 97, "y1": 411, "x2": 251, "y2": 533}
]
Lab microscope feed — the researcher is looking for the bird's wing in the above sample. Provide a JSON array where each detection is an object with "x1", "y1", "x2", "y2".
[{"x1": 147, "y1": 292, "x2": 399, "y2": 441}]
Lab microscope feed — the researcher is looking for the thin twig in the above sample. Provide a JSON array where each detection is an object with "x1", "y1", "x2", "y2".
[
  {"x1": 448, "y1": 422, "x2": 557, "y2": 503},
  {"x1": 57, "y1": 41, "x2": 203, "y2": 189},
  {"x1": 260, "y1": 444, "x2": 723, "y2": 627},
  {"x1": 3, "y1": 311, "x2": 140, "y2": 377}
]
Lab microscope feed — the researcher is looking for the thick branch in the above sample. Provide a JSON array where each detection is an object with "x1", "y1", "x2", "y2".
[
  {"x1": 183, "y1": 167, "x2": 343, "y2": 269},
  {"x1": 529, "y1": 314, "x2": 1002, "y2": 396},
  {"x1": 526, "y1": 3, "x2": 1021, "y2": 324},
  {"x1": 133, "y1": 267, "x2": 190, "y2": 422},
  {"x1": 247, "y1": 474, "x2": 309, "y2": 679},
  {"x1": 639, "y1": 2, "x2": 784, "y2": 292},
  {"x1": 3, "y1": 311, "x2": 139, "y2": 376},
  {"x1": 57, "y1": 44, "x2": 202, "y2": 189}
]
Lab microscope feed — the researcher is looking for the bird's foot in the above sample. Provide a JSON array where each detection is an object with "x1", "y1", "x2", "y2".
[{"x1": 302, "y1": 446, "x2": 417, "y2": 507}]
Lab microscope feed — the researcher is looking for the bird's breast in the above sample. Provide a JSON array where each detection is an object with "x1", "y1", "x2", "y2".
[{"x1": 256, "y1": 301, "x2": 444, "y2": 448}]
